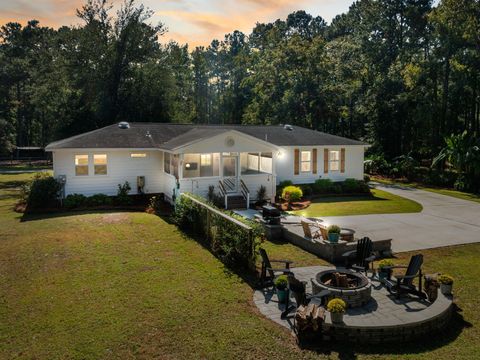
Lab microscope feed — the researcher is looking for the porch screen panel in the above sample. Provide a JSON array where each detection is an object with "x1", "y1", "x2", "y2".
[
  {"x1": 183, "y1": 153, "x2": 219, "y2": 178},
  {"x1": 259, "y1": 152, "x2": 272, "y2": 174}
]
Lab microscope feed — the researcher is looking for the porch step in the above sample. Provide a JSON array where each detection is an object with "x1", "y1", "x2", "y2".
[{"x1": 226, "y1": 195, "x2": 247, "y2": 210}]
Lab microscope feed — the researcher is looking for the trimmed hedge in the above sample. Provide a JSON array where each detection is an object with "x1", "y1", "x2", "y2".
[
  {"x1": 279, "y1": 178, "x2": 370, "y2": 200},
  {"x1": 174, "y1": 193, "x2": 263, "y2": 269}
]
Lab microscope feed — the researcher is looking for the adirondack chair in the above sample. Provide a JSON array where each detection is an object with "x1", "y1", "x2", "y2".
[
  {"x1": 384, "y1": 254, "x2": 427, "y2": 299},
  {"x1": 259, "y1": 248, "x2": 293, "y2": 288},
  {"x1": 281, "y1": 274, "x2": 331, "y2": 319},
  {"x1": 301, "y1": 220, "x2": 321, "y2": 240},
  {"x1": 341, "y1": 237, "x2": 376, "y2": 274}
]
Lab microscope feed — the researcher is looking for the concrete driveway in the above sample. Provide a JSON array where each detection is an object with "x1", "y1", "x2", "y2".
[{"x1": 322, "y1": 184, "x2": 480, "y2": 253}]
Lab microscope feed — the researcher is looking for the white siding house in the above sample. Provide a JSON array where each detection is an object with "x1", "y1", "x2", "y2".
[{"x1": 46, "y1": 123, "x2": 368, "y2": 207}]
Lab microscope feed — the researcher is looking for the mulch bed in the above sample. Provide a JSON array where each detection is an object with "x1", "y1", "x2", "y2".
[{"x1": 276, "y1": 200, "x2": 311, "y2": 211}]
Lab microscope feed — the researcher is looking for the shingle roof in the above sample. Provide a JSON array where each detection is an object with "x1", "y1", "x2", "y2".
[{"x1": 46, "y1": 123, "x2": 368, "y2": 150}]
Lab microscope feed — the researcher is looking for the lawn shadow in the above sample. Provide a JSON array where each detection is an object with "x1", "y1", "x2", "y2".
[
  {"x1": 20, "y1": 208, "x2": 146, "y2": 222},
  {"x1": 309, "y1": 194, "x2": 388, "y2": 205}
]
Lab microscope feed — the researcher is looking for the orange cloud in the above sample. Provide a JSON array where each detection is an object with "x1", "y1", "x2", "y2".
[{"x1": 0, "y1": 0, "x2": 351, "y2": 47}]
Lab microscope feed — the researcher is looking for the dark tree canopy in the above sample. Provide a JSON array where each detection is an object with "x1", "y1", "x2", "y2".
[{"x1": 0, "y1": 0, "x2": 479, "y2": 163}]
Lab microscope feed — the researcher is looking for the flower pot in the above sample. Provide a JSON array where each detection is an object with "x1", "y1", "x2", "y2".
[
  {"x1": 440, "y1": 283, "x2": 453, "y2": 295},
  {"x1": 276, "y1": 288, "x2": 288, "y2": 303},
  {"x1": 378, "y1": 269, "x2": 391, "y2": 283},
  {"x1": 328, "y1": 233, "x2": 340, "y2": 243},
  {"x1": 330, "y1": 312, "x2": 344, "y2": 324}
]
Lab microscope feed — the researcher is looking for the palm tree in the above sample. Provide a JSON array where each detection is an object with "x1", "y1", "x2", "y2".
[{"x1": 432, "y1": 131, "x2": 480, "y2": 192}]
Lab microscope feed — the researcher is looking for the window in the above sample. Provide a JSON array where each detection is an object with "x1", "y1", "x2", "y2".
[
  {"x1": 131, "y1": 153, "x2": 147, "y2": 158},
  {"x1": 329, "y1": 150, "x2": 340, "y2": 171},
  {"x1": 164, "y1": 153, "x2": 171, "y2": 174},
  {"x1": 75, "y1": 155, "x2": 89, "y2": 176},
  {"x1": 200, "y1": 154, "x2": 211, "y2": 166},
  {"x1": 94, "y1": 154, "x2": 107, "y2": 175},
  {"x1": 183, "y1": 153, "x2": 220, "y2": 178},
  {"x1": 301, "y1": 151, "x2": 311, "y2": 172}
]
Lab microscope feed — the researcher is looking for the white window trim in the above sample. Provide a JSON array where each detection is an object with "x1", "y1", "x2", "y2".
[
  {"x1": 75, "y1": 154, "x2": 89, "y2": 176},
  {"x1": 93, "y1": 154, "x2": 108, "y2": 176},
  {"x1": 329, "y1": 150, "x2": 340, "y2": 171},
  {"x1": 300, "y1": 150, "x2": 311, "y2": 173}
]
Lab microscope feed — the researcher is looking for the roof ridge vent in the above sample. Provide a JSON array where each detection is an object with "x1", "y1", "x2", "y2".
[
  {"x1": 118, "y1": 121, "x2": 130, "y2": 129},
  {"x1": 283, "y1": 124, "x2": 294, "y2": 131}
]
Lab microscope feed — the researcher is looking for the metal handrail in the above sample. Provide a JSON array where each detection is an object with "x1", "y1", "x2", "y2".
[
  {"x1": 240, "y1": 179, "x2": 250, "y2": 208},
  {"x1": 218, "y1": 180, "x2": 227, "y2": 208}
]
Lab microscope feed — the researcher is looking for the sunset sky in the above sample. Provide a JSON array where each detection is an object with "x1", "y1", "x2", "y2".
[{"x1": 0, "y1": 0, "x2": 355, "y2": 47}]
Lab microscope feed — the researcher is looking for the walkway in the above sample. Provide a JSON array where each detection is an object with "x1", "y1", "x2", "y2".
[{"x1": 321, "y1": 184, "x2": 480, "y2": 252}]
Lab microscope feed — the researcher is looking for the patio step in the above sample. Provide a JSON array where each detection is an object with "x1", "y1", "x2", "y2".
[{"x1": 226, "y1": 195, "x2": 247, "y2": 210}]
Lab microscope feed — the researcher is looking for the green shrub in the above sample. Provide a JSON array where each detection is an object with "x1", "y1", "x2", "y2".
[
  {"x1": 274, "y1": 275, "x2": 288, "y2": 290},
  {"x1": 341, "y1": 178, "x2": 370, "y2": 194},
  {"x1": 438, "y1": 274, "x2": 454, "y2": 285},
  {"x1": 64, "y1": 194, "x2": 87, "y2": 209},
  {"x1": 364, "y1": 175, "x2": 371, "y2": 183},
  {"x1": 364, "y1": 154, "x2": 391, "y2": 175},
  {"x1": 378, "y1": 259, "x2": 395, "y2": 270},
  {"x1": 148, "y1": 195, "x2": 163, "y2": 214},
  {"x1": 300, "y1": 184, "x2": 313, "y2": 197},
  {"x1": 313, "y1": 179, "x2": 334, "y2": 194},
  {"x1": 281, "y1": 185, "x2": 303, "y2": 202},
  {"x1": 327, "y1": 225, "x2": 341, "y2": 234},
  {"x1": 278, "y1": 180, "x2": 293, "y2": 188},
  {"x1": 116, "y1": 181, "x2": 132, "y2": 205},
  {"x1": 327, "y1": 298, "x2": 346, "y2": 313},
  {"x1": 86, "y1": 193, "x2": 112, "y2": 207},
  {"x1": 27, "y1": 174, "x2": 61, "y2": 209},
  {"x1": 257, "y1": 185, "x2": 267, "y2": 203}
]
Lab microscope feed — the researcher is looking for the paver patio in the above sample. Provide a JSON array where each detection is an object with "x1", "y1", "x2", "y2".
[{"x1": 254, "y1": 266, "x2": 453, "y2": 343}]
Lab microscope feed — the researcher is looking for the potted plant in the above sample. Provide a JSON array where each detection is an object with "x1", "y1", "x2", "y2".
[
  {"x1": 377, "y1": 259, "x2": 395, "y2": 282},
  {"x1": 274, "y1": 275, "x2": 289, "y2": 303},
  {"x1": 327, "y1": 298, "x2": 346, "y2": 323},
  {"x1": 438, "y1": 274, "x2": 454, "y2": 295},
  {"x1": 327, "y1": 225, "x2": 341, "y2": 243}
]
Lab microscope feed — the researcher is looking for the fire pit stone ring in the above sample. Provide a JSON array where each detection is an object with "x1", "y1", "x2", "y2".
[{"x1": 311, "y1": 268, "x2": 372, "y2": 308}]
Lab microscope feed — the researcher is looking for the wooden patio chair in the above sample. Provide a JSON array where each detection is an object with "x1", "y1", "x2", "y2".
[
  {"x1": 301, "y1": 220, "x2": 321, "y2": 240},
  {"x1": 384, "y1": 254, "x2": 427, "y2": 299},
  {"x1": 259, "y1": 248, "x2": 293, "y2": 288},
  {"x1": 341, "y1": 237, "x2": 376, "y2": 274}
]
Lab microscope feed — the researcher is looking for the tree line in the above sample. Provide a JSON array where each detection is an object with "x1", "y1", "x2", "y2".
[{"x1": 0, "y1": 0, "x2": 479, "y2": 163}]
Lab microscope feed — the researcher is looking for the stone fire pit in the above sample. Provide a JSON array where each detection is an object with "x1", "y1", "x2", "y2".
[{"x1": 311, "y1": 268, "x2": 372, "y2": 308}]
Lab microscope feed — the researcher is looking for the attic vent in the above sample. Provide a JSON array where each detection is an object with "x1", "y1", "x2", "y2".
[
  {"x1": 284, "y1": 124, "x2": 294, "y2": 131},
  {"x1": 118, "y1": 121, "x2": 130, "y2": 129}
]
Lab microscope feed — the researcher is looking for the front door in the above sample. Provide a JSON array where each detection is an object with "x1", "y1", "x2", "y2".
[{"x1": 222, "y1": 154, "x2": 238, "y2": 192}]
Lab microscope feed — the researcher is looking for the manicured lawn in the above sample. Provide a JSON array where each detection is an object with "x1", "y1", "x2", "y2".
[
  {"x1": 372, "y1": 176, "x2": 480, "y2": 204},
  {"x1": 0, "y1": 172, "x2": 478, "y2": 359},
  {"x1": 291, "y1": 188, "x2": 422, "y2": 218}
]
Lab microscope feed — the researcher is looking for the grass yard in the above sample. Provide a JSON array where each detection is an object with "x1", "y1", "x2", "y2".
[
  {"x1": 0, "y1": 171, "x2": 478, "y2": 359},
  {"x1": 291, "y1": 188, "x2": 422, "y2": 218},
  {"x1": 372, "y1": 176, "x2": 480, "y2": 204}
]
